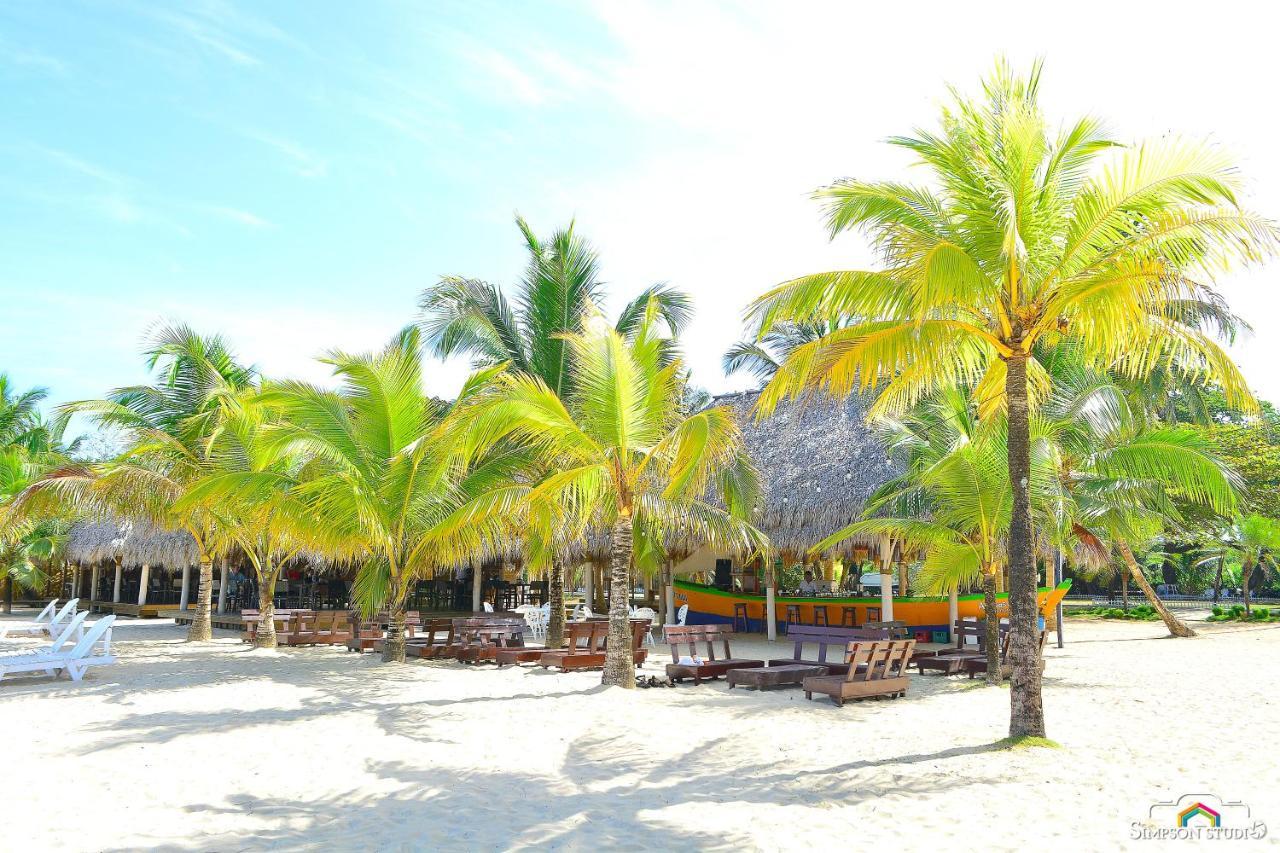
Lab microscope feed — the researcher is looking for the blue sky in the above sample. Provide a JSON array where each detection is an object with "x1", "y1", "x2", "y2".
[{"x1": 4, "y1": 1, "x2": 1280, "y2": 431}]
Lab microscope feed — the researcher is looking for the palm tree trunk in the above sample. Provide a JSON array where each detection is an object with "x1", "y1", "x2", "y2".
[
  {"x1": 1004, "y1": 353, "x2": 1046, "y2": 738},
  {"x1": 547, "y1": 559, "x2": 566, "y2": 648},
  {"x1": 1121, "y1": 571, "x2": 1129, "y2": 611},
  {"x1": 1118, "y1": 542, "x2": 1196, "y2": 637},
  {"x1": 2, "y1": 575, "x2": 12, "y2": 615},
  {"x1": 982, "y1": 567, "x2": 1001, "y2": 685},
  {"x1": 601, "y1": 514, "x2": 636, "y2": 688},
  {"x1": 186, "y1": 556, "x2": 214, "y2": 642},
  {"x1": 1242, "y1": 556, "x2": 1255, "y2": 614},
  {"x1": 1213, "y1": 557, "x2": 1224, "y2": 603},
  {"x1": 254, "y1": 579, "x2": 277, "y2": 649},
  {"x1": 383, "y1": 605, "x2": 407, "y2": 663}
]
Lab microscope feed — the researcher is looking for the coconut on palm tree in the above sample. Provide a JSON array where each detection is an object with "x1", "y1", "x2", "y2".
[
  {"x1": 746, "y1": 62, "x2": 1274, "y2": 737},
  {"x1": 459, "y1": 303, "x2": 764, "y2": 687},
  {"x1": 420, "y1": 216, "x2": 692, "y2": 647}
]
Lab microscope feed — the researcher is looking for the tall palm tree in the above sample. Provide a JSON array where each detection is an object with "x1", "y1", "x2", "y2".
[
  {"x1": 746, "y1": 62, "x2": 1274, "y2": 737},
  {"x1": 460, "y1": 305, "x2": 764, "y2": 687},
  {"x1": 813, "y1": 389, "x2": 1065, "y2": 682},
  {"x1": 242, "y1": 328, "x2": 520, "y2": 662},
  {"x1": 173, "y1": 392, "x2": 312, "y2": 648},
  {"x1": 18, "y1": 326, "x2": 255, "y2": 641},
  {"x1": 420, "y1": 216, "x2": 692, "y2": 646}
]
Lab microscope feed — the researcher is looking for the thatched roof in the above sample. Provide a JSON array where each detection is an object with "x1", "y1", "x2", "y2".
[
  {"x1": 717, "y1": 389, "x2": 900, "y2": 556},
  {"x1": 66, "y1": 516, "x2": 200, "y2": 570}
]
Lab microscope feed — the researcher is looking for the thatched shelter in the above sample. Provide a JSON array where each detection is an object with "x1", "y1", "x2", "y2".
[
  {"x1": 66, "y1": 516, "x2": 199, "y2": 570},
  {"x1": 717, "y1": 389, "x2": 900, "y2": 557}
]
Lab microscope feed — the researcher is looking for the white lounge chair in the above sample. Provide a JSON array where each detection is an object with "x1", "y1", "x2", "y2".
[
  {"x1": 0, "y1": 614, "x2": 115, "y2": 683},
  {"x1": 676, "y1": 604, "x2": 688, "y2": 626},
  {"x1": 0, "y1": 598, "x2": 80, "y2": 640},
  {"x1": 0, "y1": 609, "x2": 89, "y2": 679}
]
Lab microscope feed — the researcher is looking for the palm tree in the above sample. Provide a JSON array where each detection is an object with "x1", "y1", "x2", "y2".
[
  {"x1": 173, "y1": 393, "x2": 312, "y2": 648},
  {"x1": 1045, "y1": 368, "x2": 1240, "y2": 637},
  {"x1": 723, "y1": 319, "x2": 847, "y2": 386},
  {"x1": 460, "y1": 305, "x2": 763, "y2": 687},
  {"x1": 244, "y1": 328, "x2": 520, "y2": 662},
  {"x1": 813, "y1": 389, "x2": 1065, "y2": 682},
  {"x1": 1200, "y1": 515, "x2": 1280, "y2": 614},
  {"x1": 420, "y1": 216, "x2": 692, "y2": 647},
  {"x1": 746, "y1": 62, "x2": 1273, "y2": 738},
  {"x1": 18, "y1": 326, "x2": 255, "y2": 641},
  {"x1": 0, "y1": 379, "x2": 81, "y2": 612}
]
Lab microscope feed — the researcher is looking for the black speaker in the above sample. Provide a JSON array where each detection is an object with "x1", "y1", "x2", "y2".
[{"x1": 714, "y1": 559, "x2": 732, "y2": 590}]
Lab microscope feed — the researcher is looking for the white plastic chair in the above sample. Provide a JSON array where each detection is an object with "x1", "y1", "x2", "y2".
[
  {"x1": 676, "y1": 604, "x2": 689, "y2": 626},
  {"x1": 523, "y1": 607, "x2": 548, "y2": 643},
  {"x1": 572, "y1": 604, "x2": 593, "y2": 621},
  {"x1": 0, "y1": 614, "x2": 116, "y2": 683},
  {"x1": 482, "y1": 602, "x2": 494, "y2": 613},
  {"x1": 631, "y1": 607, "x2": 658, "y2": 647}
]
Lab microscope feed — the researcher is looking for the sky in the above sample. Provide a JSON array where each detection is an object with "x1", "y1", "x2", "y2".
[{"x1": 3, "y1": 1, "x2": 1279, "y2": 431}]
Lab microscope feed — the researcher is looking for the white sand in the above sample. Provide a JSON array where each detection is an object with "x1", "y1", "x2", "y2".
[{"x1": 2, "y1": 611, "x2": 1277, "y2": 851}]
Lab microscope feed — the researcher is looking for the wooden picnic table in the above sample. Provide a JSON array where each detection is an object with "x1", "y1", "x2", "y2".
[{"x1": 727, "y1": 664, "x2": 828, "y2": 691}]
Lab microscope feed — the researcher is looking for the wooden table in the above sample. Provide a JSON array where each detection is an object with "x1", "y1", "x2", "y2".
[{"x1": 727, "y1": 664, "x2": 828, "y2": 691}]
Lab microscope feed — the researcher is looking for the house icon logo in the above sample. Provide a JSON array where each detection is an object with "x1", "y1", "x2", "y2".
[
  {"x1": 1177, "y1": 802, "x2": 1222, "y2": 828},
  {"x1": 1133, "y1": 794, "x2": 1266, "y2": 841}
]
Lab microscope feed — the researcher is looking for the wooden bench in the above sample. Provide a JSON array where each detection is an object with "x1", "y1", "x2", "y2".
[
  {"x1": 766, "y1": 625, "x2": 891, "y2": 675},
  {"x1": 241, "y1": 609, "x2": 309, "y2": 644},
  {"x1": 454, "y1": 623, "x2": 527, "y2": 664},
  {"x1": 915, "y1": 619, "x2": 1006, "y2": 675},
  {"x1": 961, "y1": 629, "x2": 1047, "y2": 679},
  {"x1": 802, "y1": 640, "x2": 916, "y2": 706},
  {"x1": 345, "y1": 611, "x2": 423, "y2": 653},
  {"x1": 404, "y1": 618, "x2": 456, "y2": 659},
  {"x1": 863, "y1": 620, "x2": 911, "y2": 640},
  {"x1": 539, "y1": 619, "x2": 650, "y2": 671},
  {"x1": 664, "y1": 624, "x2": 763, "y2": 684}
]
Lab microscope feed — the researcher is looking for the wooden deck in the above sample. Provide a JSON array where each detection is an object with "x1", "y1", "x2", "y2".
[
  {"x1": 166, "y1": 610, "x2": 246, "y2": 631},
  {"x1": 89, "y1": 599, "x2": 180, "y2": 619}
]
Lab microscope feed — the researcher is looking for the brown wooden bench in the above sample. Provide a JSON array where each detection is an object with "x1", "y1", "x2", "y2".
[
  {"x1": 455, "y1": 623, "x2": 527, "y2": 663},
  {"x1": 404, "y1": 618, "x2": 456, "y2": 659},
  {"x1": 863, "y1": 620, "x2": 911, "y2": 640},
  {"x1": 802, "y1": 640, "x2": 916, "y2": 706},
  {"x1": 241, "y1": 609, "x2": 309, "y2": 644},
  {"x1": 961, "y1": 629, "x2": 1047, "y2": 679},
  {"x1": 664, "y1": 624, "x2": 763, "y2": 684},
  {"x1": 915, "y1": 619, "x2": 1006, "y2": 675},
  {"x1": 345, "y1": 611, "x2": 423, "y2": 653},
  {"x1": 539, "y1": 619, "x2": 650, "y2": 671},
  {"x1": 766, "y1": 625, "x2": 890, "y2": 675}
]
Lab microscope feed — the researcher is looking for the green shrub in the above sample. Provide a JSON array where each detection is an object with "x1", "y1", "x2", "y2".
[{"x1": 1212, "y1": 606, "x2": 1224, "y2": 617}]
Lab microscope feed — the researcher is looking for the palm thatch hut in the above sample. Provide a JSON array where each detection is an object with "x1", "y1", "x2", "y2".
[
  {"x1": 66, "y1": 516, "x2": 200, "y2": 611},
  {"x1": 717, "y1": 389, "x2": 900, "y2": 557}
]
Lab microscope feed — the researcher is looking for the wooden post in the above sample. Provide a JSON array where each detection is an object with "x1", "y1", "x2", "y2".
[
  {"x1": 584, "y1": 563, "x2": 594, "y2": 612},
  {"x1": 878, "y1": 536, "x2": 894, "y2": 621},
  {"x1": 179, "y1": 563, "x2": 191, "y2": 610},
  {"x1": 112, "y1": 557, "x2": 123, "y2": 603},
  {"x1": 471, "y1": 564, "x2": 481, "y2": 612},
  {"x1": 89, "y1": 564, "x2": 101, "y2": 610},
  {"x1": 137, "y1": 564, "x2": 151, "y2": 606},
  {"x1": 765, "y1": 558, "x2": 777, "y2": 642},
  {"x1": 664, "y1": 562, "x2": 675, "y2": 626},
  {"x1": 948, "y1": 586, "x2": 959, "y2": 640},
  {"x1": 1054, "y1": 549, "x2": 1065, "y2": 649},
  {"x1": 217, "y1": 559, "x2": 229, "y2": 614}
]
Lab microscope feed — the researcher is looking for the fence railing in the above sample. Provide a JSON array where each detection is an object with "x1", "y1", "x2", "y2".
[{"x1": 1062, "y1": 593, "x2": 1280, "y2": 611}]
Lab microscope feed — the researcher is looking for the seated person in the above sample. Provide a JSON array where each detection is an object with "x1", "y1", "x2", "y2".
[{"x1": 798, "y1": 571, "x2": 819, "y2": 595}]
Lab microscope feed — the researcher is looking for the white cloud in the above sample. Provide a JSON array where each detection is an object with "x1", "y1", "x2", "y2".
[{"x1": 241, "y1": 131, "x2": 328, "y2": 178}]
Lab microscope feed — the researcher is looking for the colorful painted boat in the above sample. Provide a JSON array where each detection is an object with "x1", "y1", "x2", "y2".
[{"x1": 674, "y1": 578, "x2": 1072, "y2": 638}]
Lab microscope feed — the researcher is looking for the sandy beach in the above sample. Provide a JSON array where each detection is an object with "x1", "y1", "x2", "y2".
[{"x1": 2, "y1": 612, "x2": 1277, "y2": 852}]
